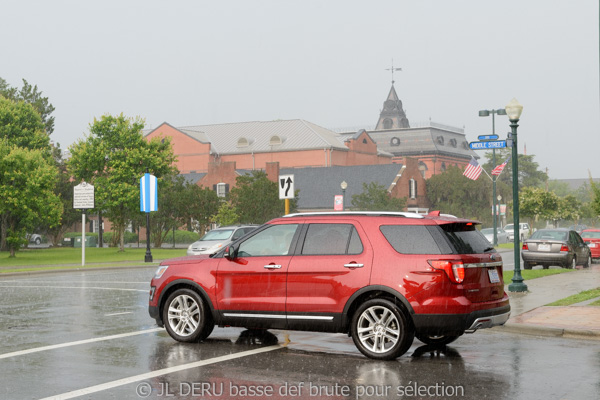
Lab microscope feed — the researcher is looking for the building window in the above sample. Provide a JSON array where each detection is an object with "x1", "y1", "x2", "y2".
[
  {"x1": 441, "y1": 162, "x2": 446, "y2": 172},
  {"x1": 449, "y1": 138, "x2": 457, "y2": 147},
  {"x1": 269, "y1": 135, "x2": 284, "y2": 146},
  {"x1": 418, "y1": 161, "x2": 428, "y2": 178},
  {"x1": 437, "y1": 136, "x2": 444, "y2": 145},
  {"x1": 390, "y1": 137, "x2": 401, "y2": 146},
  {"x1": 237, "y1": 137, "x2": 253, "y2": 147},
  {"x1": 409, "y1": 179, "x2": 417, "y2": 200},
  {"x1": 383, "y1": 118, "x2": 393, "y2": 129},
  {"x1": 215, "y1": 182, "x2": 229, "y2": 198}
]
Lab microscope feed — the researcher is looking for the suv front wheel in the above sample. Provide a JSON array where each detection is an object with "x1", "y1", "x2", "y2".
[
  {"x1": 350, "y1": 299, "x2": 414, "y2": 360},
  {"x1": 163, "y1": 289, "x2": 213, "y2": 342}
]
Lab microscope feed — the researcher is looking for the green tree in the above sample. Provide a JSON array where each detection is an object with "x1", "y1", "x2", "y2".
[
  {"x1": 43, "y1": 145, "x2": 81, "y2": 246},
  {"x1": 68, "y1": 113, "x2": 176, "y2": 251},
  {"x1": 589, "y1": 178, "x2": 600, "y2": 218},
  {"x1": 0, "y1": 96, "x2": 51, "y2": 152},
  {"x1": 0, "y1": 140, "x2": 62, "y2": 256},
  {"x1": 426, "y1": 166, "x2": 504, "y2": 224},
  {"x1": 229, "y1": 171, "x2": 296, "y2": 224},
  {"x1": 350, "y1": 182, "x2": 406, "y2": 211},
  {"x1": 212, "y1": 201, "x2": 240, "y2": 227},
  {"x1": 0, "y1": 78, "x2": 55, "y2": 135},
  {"x1": 519, "y1": 187, "x2": 559, "y2": 227}
]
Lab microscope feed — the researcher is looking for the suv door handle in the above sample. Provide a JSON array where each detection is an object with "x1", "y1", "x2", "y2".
[
  {"x1": 344, "y1": 263, "x2": 364, "y2": 268},
  {"x1": 264, "y1": 264, "x2": 282, "y2": 269}
]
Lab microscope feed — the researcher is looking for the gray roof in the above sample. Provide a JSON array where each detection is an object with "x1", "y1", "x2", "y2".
[
  {"x1": 280, "y1": 164, "x2": 406, "y2": 210},
  {"x1": 365, "y1": 126, "x2": 479, "y2": 160},
  {"x1": 181, "y1": 172, "x2": 206, "y2": 185},
  {"x1": 175, "y1": 119, "x2": 348, "y2": 155}
]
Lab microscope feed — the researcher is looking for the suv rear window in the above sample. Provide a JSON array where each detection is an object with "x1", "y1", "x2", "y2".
[{"x1": 381, "y1": 223, "x2": 492, "y2": 255}]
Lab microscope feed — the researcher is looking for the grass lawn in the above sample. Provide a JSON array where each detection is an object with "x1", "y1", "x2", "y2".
[
  {"x1": 546, "y1": 287, "x2": 600, "y2": 306},
  {"x1": 0, "y1": 247, "x2": 188, "y2": 270},
  {"x1": 503, "y1": 268, "x2": 574, "y2": 284}
]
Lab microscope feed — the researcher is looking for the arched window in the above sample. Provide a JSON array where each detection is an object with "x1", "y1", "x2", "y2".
[
  {"x1": 383, "y1": 118, "x2": 393, "y2": 129},
  {"x1": 409, "y1": 179, "x2": 417, "y2": 200},
  {"x1": 269, "y1": 135, "x2": 284, "y2": 146},
  {"x1": 418, "y1": 162, "x2": 428, "y2": 178}
]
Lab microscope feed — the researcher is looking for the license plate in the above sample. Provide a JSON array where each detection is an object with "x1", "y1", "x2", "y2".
[
  {"x1": 588, "y1": 243, "x2": 596, "y2": 248},
  {"x1": 538, "y1": 243, "x2": 551, "y2": 251},
  {"x1": 488, "y1": 268, "x2": 500, "y2": 283}
]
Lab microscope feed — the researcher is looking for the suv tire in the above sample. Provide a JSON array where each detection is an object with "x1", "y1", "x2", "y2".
[
  {"x1": 350, "y1": 298, "x2": 414, "y2": 360},
  {"x1": 416, "y1": 334, "x2": 459, "y2": 346},
  {"x1": 163, "y1": 289, "x2": 213, "y2": 342}
]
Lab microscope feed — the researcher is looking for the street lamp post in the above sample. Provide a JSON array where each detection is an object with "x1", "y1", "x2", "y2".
[
  {"x1": 505, "y1": 98, "x2": 527, "y2": 292},
  {"x1": 479, "y1": 108, "x2": 507, "y2": 246},
  {"x1": 340, "y1": 181, "x2": 348, "y2": 211}
]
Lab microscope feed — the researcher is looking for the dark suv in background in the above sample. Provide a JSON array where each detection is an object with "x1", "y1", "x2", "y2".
[{"x1": 150, "y1": 212, "x2": 509, "y2": 360}]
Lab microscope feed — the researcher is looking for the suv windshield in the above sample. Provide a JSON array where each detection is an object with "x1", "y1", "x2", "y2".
[{"x1": 200, "y1": 229, "x2": 234, "y2": 241}]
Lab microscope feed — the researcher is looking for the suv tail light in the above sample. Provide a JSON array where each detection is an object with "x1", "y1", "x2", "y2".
[
  {"x1": 522, "y1": 243, "x2": 529, "y2": 250},
  {"x1": 428, "y1": 260, "x2": 465, "y2": 283},
  {"x1": 560, "y1": 244, "x2": 570, "y2": 252}
]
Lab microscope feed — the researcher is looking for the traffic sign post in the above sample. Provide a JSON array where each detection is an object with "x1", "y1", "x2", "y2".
[
  {"x1": 140, "y1": 172, "x2": 158, "y2": 262},
  {"x1": 279, "y1": 175, "x2": 294, "y2": 215},
  {"x1": 74, "y1": 182, "x2": 95, "y2": 267}
]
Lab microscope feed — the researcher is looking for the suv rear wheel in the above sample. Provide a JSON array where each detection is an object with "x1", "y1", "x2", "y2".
[
  {"x1": 163, "y1": 289, "x2": 213, "y2": 342},
  {"x1": 350, "y1": 299, "x2": 414, "y2": 360}
]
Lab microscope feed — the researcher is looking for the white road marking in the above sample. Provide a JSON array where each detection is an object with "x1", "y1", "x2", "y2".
[
  {"x1": 0, "y1": 328, "x2": 164, "y2": 360},
  {"x1": 104, "y1": 312, "x2": 134, "y2": 316},
  {"x1": 39, "y1": 345, "x2": 282, "y2": 400},
  {"x1": 0, "y1": 285, "x2": 147, "y2": 292}
]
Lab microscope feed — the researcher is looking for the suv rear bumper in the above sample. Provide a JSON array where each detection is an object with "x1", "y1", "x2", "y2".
[{"x1": 412, "y1": 304, "x2": 510, "y2": 336}]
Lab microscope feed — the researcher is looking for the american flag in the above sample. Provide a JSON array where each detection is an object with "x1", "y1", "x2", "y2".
[
  {"x1": 463, "y1": 158, "x2": 482, "y2": 180},
  {"x1": 491, "y1": 156, "x2": 511, "y2": 176}
]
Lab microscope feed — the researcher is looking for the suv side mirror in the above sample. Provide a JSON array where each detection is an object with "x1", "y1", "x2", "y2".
[{"x1": 224, "y1": 243, "x2": 238, "y2": 260}]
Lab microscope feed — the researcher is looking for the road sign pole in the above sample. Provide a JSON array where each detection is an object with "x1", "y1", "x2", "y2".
[{"x1": 285, "y1": 199, "x2": 290, "y2": 215}]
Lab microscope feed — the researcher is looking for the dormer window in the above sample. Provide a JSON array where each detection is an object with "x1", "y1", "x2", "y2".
[
  {"x1": 449, "y1": 138, "x2": 457, "y2": 148},
  {"x1": 437, "y1": 136, "x2": 444, "y2": 145},
  {"x1": 237, "y1": 137, "x2": 254, "y2": 148},
  {"x1": 269, "y1": 135, "x2": 285, "y2": 146}
]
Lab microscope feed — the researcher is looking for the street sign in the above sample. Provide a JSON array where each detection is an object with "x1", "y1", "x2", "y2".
[
  {"x1": 140, "y1": 173, "x2": 158, "y2": 212},
  {"x1": 334, "y1": 195, "x2": 343, "y2": 211},
  {"x1": 469, "y1": 140, "x2": 507, "y2": 150},
  {"x1": 279, "y1": 174, "x2": 295, "y2": 199},
  {"x1": 478, "y1": 135, "x2": 499, "y2": 141},
  {"x1": 73, "y1": 182, "x2": 95, "y2": 209}
]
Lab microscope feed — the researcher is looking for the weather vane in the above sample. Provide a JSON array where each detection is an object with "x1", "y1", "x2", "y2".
[{"x1": 385, "y1": 59, "x2": 402, "y2": 84}]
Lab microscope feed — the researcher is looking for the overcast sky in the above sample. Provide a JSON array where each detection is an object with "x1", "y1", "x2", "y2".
[{"x1": 2, "y1": 0, "x2": 598, "y2": 180}]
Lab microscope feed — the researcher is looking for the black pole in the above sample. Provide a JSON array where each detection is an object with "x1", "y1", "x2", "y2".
[{"x1": 145, "y1": 212, "x2": 152, "y2": 262}]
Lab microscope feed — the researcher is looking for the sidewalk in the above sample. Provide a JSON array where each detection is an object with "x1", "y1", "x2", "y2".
[{"x1": 496, "y1": 264, "x2": 600, "y2": 340}]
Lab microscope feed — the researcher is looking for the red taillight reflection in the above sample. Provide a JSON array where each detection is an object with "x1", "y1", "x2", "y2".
[
  {"x1": 560, "y1": 244, "x2": 570, "y2": 252},
  {"x1": 428, "y1": 260, "x2": 465, "y2": 283},
  {"x1": 522, "y1": 243, "x2": 529, "y2": 250}
]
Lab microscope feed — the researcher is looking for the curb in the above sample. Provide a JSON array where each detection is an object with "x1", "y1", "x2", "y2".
[
  {"x1": 496, "y1": 323, "x2": 600, "y2": 341},
  {"x1": 0, "y1": 263, "x2": 158, "y2": 278}
]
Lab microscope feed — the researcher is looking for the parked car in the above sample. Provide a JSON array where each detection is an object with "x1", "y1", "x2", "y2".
[
  {"x1": 521, "y1": 228, "x2": 591, "y2": 269},
  {"x1": 580, "y1": 229, "x2": 600, "y2": 262},
  {"x1": 150, "y1": 211, "x2": 510, "y2": 360},
  {"x1": 186, "y1": 225, "x2": 258, "y2": 256},
  {"x1": 480, "y1": 228, "x2": 509, "y2": 244},
  {"x1": 27, "y1": 233, "x2": 42, "y2": 245},
  {"x1": 504, "y1": 223, "x2": 531, "y2": 242}
]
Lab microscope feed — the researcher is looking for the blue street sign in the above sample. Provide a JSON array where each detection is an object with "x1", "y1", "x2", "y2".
[
  {"x1": 469, "y1": 140, "x2": 507, "y2": 150},
  {"x1": 478, "y1": 135, "x2": 499, "y2": 141},
  {"x1": 140, "y1": 173, "x2": 158, "y2": 212}
]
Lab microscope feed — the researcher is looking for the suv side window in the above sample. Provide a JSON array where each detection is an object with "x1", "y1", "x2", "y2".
[
  {"x1": 380, "y1": 225, "x2": 445, "y2": 254},
  {"x1": 237, "y1": 224, "x2": 299, "y2": 256},
  {"x1": 301, "y1": 223, "x2": 363, "y2": 255}
]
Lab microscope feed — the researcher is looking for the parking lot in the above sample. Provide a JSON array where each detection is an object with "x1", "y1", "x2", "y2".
[{"x1": 1, "y1": 267, "x2": 599, "y2": 399}]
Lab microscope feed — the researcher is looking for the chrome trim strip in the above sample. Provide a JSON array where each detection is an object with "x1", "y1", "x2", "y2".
[
  {"x1": 465, "y1": 311, "x2": 510, "y2": 332},
  {"x1": 465, "y1": 261, "x2": 503, "y2": 269},
  {"x1": 223, "y1": 313, "x2": 334, "y2": 321}
]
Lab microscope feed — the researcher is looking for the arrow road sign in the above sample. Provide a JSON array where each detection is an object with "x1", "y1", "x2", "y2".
[
  {"x1": 279, "y1": 174, "x2": 294, "y2": 199},
  {"x1": 478, "y1": 135, "x2": 499, "y2": 141},
  {"x1": 469, "y1": 140, "x2": 507, "y2": 150}
]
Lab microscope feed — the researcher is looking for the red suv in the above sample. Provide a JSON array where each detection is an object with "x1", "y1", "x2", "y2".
[{"x1": 149, "y1": 212, "x2": 510, "y2": 360}]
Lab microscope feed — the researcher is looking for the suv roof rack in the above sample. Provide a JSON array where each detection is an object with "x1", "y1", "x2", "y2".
[{"x1": 282, "y1": 211, "x2": 424, "y2": 219}]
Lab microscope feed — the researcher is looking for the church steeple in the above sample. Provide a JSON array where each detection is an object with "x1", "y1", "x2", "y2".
[{"x1": 375, "y1": 84, "x2": 410, "y2": 130}]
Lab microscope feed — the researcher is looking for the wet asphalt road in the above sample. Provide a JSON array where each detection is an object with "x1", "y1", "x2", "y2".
[{"x1": 0, "y1": 267, "x2": 599, "y2": 400}]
